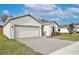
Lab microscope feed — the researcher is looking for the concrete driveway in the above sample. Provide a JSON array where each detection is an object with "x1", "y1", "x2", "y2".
[{"x1": 16, "y1": 37, "x2": 74, "y2": 54}]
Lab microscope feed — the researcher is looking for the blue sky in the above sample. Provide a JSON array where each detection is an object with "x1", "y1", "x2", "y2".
[{"x1": 0, "y1": 4, "x2": 79, "y2": 25}]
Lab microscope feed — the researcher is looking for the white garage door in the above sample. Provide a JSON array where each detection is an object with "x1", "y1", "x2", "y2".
[{"x1": 15, "y1": 25, "x2": 40, "y2": 38}]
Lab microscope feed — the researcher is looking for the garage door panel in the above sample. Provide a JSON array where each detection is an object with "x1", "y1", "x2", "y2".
[{"x1": 15, "y1": 26, "x2": 40, "y2": 38}]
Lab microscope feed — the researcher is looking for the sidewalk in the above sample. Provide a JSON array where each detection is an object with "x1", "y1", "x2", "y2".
[{"x1": 50, "y1": 41, "x2": 79, "y2": 55}]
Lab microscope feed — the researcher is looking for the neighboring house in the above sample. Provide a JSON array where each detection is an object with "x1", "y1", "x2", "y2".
[
  {"x1": 73, "y1": 23, "x2": 79, "y2": 32},
  {"x1": 59, "y1": 24, "x2": 69, "y2": 33},
  {"x1": 0, "y1": 18, "x2": 4, "y2": 33},
  {"x1": 3, "y1": 14, "x2": 58, "y2": 39},
  {"x1": 59, "y1": 23, "x2": 79, "y2": 33},
  {"x1": 0, "y1": 25, "x2": 3, "y2": 33}
]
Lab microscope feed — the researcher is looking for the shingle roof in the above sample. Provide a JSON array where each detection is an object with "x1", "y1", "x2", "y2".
[
  {"x1": 39, "y1": 19, "x2": 49, "y2": 23},
  {"x1": 39, "y1": 19, "x2": 59, "y2": 25},
  {"x1": 4, "y1": 14, "x2": 58, "y2": 26},
  {"x1": 59, "y1": 24, "x2": 69, "y2": 28},
  {"x1": 73, "y1": 23, "x2": 79, "y2": 28},
  {"x1": 4, "y1": 14, "x2": 43, "y2": 26},
  {"x1": 73, "y1": 23, "x2": 79, "y2": 25}
]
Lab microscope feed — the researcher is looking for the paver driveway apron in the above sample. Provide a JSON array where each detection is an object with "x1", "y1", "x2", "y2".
[{"x1": 16, "y1": 37, "x2": 74, "y2": 54}]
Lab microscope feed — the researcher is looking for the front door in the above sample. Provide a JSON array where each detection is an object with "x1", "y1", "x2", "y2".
[{"x1": 52, "y1": 26, "x2": 55, "y2": 32}]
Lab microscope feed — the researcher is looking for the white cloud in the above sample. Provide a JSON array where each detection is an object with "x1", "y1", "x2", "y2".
[
  {"x1": 23, "y1": 4, "x2": 79, "y2": 19},
  {"x1": 50, "y1": 18, "x2": 62, "y2": 22},
  {"x1": 49, "y1": 8, "x2": 67, "y2": 18},
  {"x1": 24, "y1": 4, "x2": 57, "y2": 11},
  {"x1": 66, "y1": 8, "x2": 79, "y2": 13},
  {"x1": 49, "y1": 18, "x2": 62, "y2": 24},
  {"x1": 23, "y1": 4, "x2": 57, "y2": 16},
  {"x1": 65, "y1": 8, "x2": 79, "y2": 18},
  {"x1": 50, "y1": 7, "x2": 79, "y2": 18},
  {"x1": 2, "y1": 10, "x2": 9, "y2": 15}
]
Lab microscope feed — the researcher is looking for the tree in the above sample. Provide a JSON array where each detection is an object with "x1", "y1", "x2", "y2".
[
  {"x1": 1, "y1": 15, "x2": 8, "y2": 22},
  {"x1": 1, "y1": 10, "x2": 9, "y2": 22},
  {"x1": 68, "y1": 23, "x2": 74, "y2": 34}
]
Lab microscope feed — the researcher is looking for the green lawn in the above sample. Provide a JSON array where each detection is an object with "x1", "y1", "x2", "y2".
[
  {"x1": 53, "y1": 33, "x2": 79, "y2": 41},
  {"x1": 0, "y1": 33, "x2": 42, "y2": 55}
]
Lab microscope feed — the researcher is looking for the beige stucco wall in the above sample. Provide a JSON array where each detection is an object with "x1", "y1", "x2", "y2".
[
  {"x1": 12, "y1": 16, "x2": 41, "y2": 26},
  {"x1": 44, "y1": 22, "x2": 58, "y2": 37},
  {"x1": 44, "y1": 25, "x2": 51, "y2": 36},
  {"x1": 3, "y1": 15, "x2": 42, "y2": 39},
  {"x1": 12, "y1": 16, "x2": 42, "y2": 37},
  {"x1": 3, "y1": 22, "x2": 11, "y2": 39},
  {"x1": 50, "y1": 22, "x2": 58, "y2": 32},
  {"x1": 3, "y1": 21, "x2": 15, "y2": 39}
]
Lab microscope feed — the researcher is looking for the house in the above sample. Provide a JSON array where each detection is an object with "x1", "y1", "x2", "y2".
[
  {"x1": 73, "y1": 23, "x2": 79, "y2": 33},
  {"x1": 59, "y1": 23, "x2": 79, "y2": 33},
  {"x1": 42, "y1": 19, "x2": 59, "y2": 36},
  {"x1": 0, "y1": 18, "x2": 4, "y2": 33},
  {"x1": 3, "y1": 14, "x2": 58, "y2": 39},
  {"x1": 0, "y1": 25, "x2": 3, "y2": 33},
  {"x1": 59, "y1": 24, "x2": 69, "y2": 33}
]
